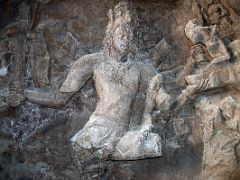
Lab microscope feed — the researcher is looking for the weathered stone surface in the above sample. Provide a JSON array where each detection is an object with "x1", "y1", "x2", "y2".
[
  {"x1": 227, "y1": 0, "x2": 240, "y2": 15},
  {"x1": 1, "y1": 0, "x2": 240, "y2": 179},
  {"x1": 185, "y1": 19, "x2": 230, "y2": 64},
  {"x1": 113, "y1": 129, "x2": 162, "y2": 160},
  {"x1": 196, "y1": 96, "x2": 240, "y2": 180},
  {"x1": 28, "y1": 0, "x2": 163, "y2": 161}
]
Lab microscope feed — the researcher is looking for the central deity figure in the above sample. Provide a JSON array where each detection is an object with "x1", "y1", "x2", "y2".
[{"x1": 27, "y1": 0, "x2": 163, "y2": 161}]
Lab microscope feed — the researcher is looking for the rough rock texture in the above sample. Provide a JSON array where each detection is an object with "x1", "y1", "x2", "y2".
[{"x1": 0, "y1": 0, "x2": 240, "y2": 179}]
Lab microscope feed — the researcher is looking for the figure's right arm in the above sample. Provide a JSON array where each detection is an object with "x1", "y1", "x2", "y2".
[
  {"x1": 26, "y1": 90, "x2": 75, "y2": 108},
  {"x1": 60, "y1": 54, "x2": 97, "y2": 92},
  {"x1": 26, "y1": 54, "x2": 98, "y2": 107}
]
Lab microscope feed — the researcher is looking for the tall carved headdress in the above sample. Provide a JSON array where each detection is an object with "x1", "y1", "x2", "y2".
[{"x1": 103, "y1": 0, "x2": 139, "y2": 55}]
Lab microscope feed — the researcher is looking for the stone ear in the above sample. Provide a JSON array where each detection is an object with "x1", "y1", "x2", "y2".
[{"x1": 108, "y1": 9, "x2": 114, "y2": 28}]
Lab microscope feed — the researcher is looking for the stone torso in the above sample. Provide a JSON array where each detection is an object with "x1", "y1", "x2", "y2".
[{"x1": 93, "y1": 58, "x2": 140, "y2": 125}]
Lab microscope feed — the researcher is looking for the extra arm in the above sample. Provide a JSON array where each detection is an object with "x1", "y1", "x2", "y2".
[{"x1": 148, "y1": 39, "x2": 172, "y2": 68}]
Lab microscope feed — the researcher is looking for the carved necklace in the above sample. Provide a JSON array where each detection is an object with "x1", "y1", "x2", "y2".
[
  {"x1": 104, "y1": 53, "x2": 134, "y2": 83},
  {"x1": 107, "y1": 53, "x2": 133, "y2": 68}
]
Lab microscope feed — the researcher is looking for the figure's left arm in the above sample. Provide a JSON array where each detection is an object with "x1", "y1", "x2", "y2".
[{"x1": 141, "y1": 75, "x2": 162, "y2": 132}]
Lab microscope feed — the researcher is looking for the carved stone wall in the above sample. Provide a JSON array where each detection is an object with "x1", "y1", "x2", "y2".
[{"x1": 0, "y1": 0, "x2": 240, "y2": 179}]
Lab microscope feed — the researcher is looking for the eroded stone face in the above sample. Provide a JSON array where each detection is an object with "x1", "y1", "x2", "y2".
[{"x1": 112, "y1": 24, "x2": 134, "y2": 56}]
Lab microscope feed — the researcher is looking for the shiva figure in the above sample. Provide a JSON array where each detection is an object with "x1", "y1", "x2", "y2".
[{"x1": 27, "y1": 0, "x2": 163, "y2": 161}]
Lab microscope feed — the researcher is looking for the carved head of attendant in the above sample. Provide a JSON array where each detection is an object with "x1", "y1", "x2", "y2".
[
  {"x1": 220, "y1": 96, "x2": 240, "y2": 130},
  {"x1": 185, "y1": 19, "x2": 206, "y2": 44}
]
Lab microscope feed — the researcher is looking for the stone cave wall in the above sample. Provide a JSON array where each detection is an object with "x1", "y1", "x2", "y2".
[{"x1": 0, "y1": 0, "x2": 240, "y2": 179}]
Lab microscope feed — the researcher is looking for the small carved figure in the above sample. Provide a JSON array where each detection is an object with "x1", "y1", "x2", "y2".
[
  {"x1": 175, "y1": 19, "x2": 233, "y2": 107},
  {"x1": 220, "y1": 96, "x2": 240, "y2": 131},
  {"x1": 207, "y1": 2, "x2": 228, "y2": 25},
  {"x1": 0, "y1": 22, "x2": 27, "y2": 113},
  {"x1": 185, "y1": 19, "x2": 230, "y2": 64}
]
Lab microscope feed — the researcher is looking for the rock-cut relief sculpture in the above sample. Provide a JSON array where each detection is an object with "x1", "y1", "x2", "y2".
[
  {"x1": 196, "y1": 96, "x2": 240, "y2": 180},
  {"x1": 185, "y1": 19, "x2": 230, "y2": 64},
  {"x1": 0, "y1": 22, "x2": 27, "y2": 114},
  {"x1": 176, "y1": 18, "x2": 234, "y2": 107},
  {"x1": 194, "y1": 0, "x2": 233, "y2": 37},
  {"x1": 175, "y1": 6, "x2": 240, "y2": 178},
  {"x1": 27, "y1": 0, "x2": 167, "y2": 161}
]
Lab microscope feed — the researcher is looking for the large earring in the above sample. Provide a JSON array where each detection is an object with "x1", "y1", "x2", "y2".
[{"x1": 108, "y1": 9, "x2": 114, "y2": 29}]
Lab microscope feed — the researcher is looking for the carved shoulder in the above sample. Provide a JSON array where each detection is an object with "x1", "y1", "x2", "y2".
[
  {"x1": 60, "y1": 52, "x2": 103, "y2": 92},
  {"x1": 137, "y1": 61, "x2": 157, "y2": 83}
]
